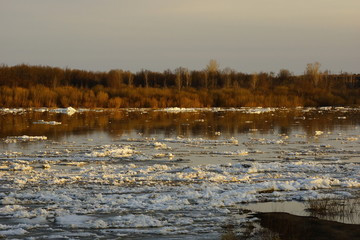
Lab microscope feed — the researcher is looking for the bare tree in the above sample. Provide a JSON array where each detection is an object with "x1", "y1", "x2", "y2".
[
  {"x1": 107, "y1": 70, "x2": 123, "y2": 89},
  {"x1": 175, "y1": 67, "x2": 191, "y2": 89},
  {"x1": 175, "y1": 67, "x2": 183, "y2": 91},
  {"x1": 277, "y1": 69, "x2": 292, "y2": 85},
  {"x1": 205, "y1": 59, "x2": 220, "y2": 88},
  {"x1": 306, "y1": 62, "x2": 322, "y2": 87},
  {"x1": 141, "y1": 69, "x2": 149, "y2": 88},
  {"x1": 126, "y1": 71, "x2": 133, "y2": 87},
  {"x1": 184, "y1": 69, "x2": 191, "y2": 88},
  {"x1": 222, "y1": 67, "x2": 234, "y2": 88},
  {"x1": 206, "y1": 59, "x2": 219, "y2": 73},
  {"x1": 250, "y1": 72, "x2": 258, "y2": 90}
]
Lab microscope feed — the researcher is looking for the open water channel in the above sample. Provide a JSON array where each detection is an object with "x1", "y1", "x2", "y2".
[{"x1": 0, "y1": 107, "x2": 359, "y2": 239}]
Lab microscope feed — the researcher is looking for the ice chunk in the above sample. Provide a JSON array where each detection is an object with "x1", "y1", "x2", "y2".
[
  {"x1": 56, "y1": 214, "x2": 95, "y2": 228},
  {"x1": 86, "y1": 145, "x2": 136, "y2": 158},
  {"x1": 212, "y1": 150, "x2": 248, "y2": 156},
  {"x1": 0, "y1": 108, "x2": 26, "y2": 114},
  {"x1": 0, "y1": 228, "x2": 28, "y2": 236},
  {"x1": 151, "y1": 142, "x2": 169, "y2": 149},
  {"x1": 110, "y1": 214, "x2": 168, "y2": 228},
  {"x1": 315, "y1": 131, "x2": 324, "y2": 136},
  {"x1": 4, "y1": 135, "x2": 47, "y2": 143},
  {"x1": 162, "y1": 137, "x2": 238, "y2": 145},
  {"x1": 50, "y1": 107, "x2": 77, "y2": 115},
  {"x1": 33, "y1": 120, "x2": 61, "y2": 125},
  {"x1": 157, "y1": 107, "x2": 198, "y2": 113}
]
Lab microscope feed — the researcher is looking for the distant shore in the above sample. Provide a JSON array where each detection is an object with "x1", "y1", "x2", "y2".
[{"x1": 0, "y1": 64, "x2": 359, "y2": 108}]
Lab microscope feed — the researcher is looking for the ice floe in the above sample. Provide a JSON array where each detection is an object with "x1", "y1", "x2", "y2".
[
  {"x1": 85, "y1": 145, "x2": 136, "y2": 158},
  {"x1": 33, "y1": 120, "x2": 61, "y2": 125},
  {"x1": 0, "y1": 108, "x2": 27, "y2": 114},
  {"x1": 161, "y1": 137, "x2": 239, "y2": 145},
  {"x1": 157, "y1": 107, "x2": 199, "y2": 113},
  {"x1": 50, "y1": 107, "x2": 77, "y2": 115},
  {"x1": 150, "y1": 142, "x2": 169, "y2": 149},
  {"x1": 4, "y1": 135, "x2": 47, "y2": 143},
  {"x1": 0, "y1": 228, "x2": 28, "y2": 236},
  {"x1": 211, "y1": 150, "x2": 249, "y2": 156}
]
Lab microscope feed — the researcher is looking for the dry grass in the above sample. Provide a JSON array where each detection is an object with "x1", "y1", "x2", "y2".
[{"x1": 305, "y1": 197, "x2": 360, "y2": 218}]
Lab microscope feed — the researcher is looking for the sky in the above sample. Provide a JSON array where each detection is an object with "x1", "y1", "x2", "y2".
[{"x1": 1, "y1": 0, "x2": 359, "y2": 75}]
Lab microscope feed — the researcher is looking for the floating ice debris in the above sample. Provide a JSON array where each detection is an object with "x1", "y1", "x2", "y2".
[
  {"x1": 345, "y1": 137, "x2": 358, "y2": 141},
  {"x1": 86, "y1": 145, "x2": 136, "y2": 158},
  {"x1": 8, "y1": 163, "x2": 33, "y2": 171},
  {"x1": 294, "y1": 116, "x2": 306, "y2": 120},
  {"x1": 33, "y1": 120, "x2": 61, "y2": 125},
  {"x1": 0, "y1": 151, "x2": 22, "y2": 157},
  {"x1": 154, "y1": 107, "x2": 279, "y2": 113},
  {"x1": 34, "y1": 108, "x2": 48, "y2": 112},
  {"x1": 157, "y1": 107, "x2": 199, "y2": 113},
  {"x1": 0, "y1": 160, "x2": 359, "y2": 237},
  {"x1": 0, "y1": 107, "x2": 360, "y2": 238},
  {"x1": 56, "y1": 214, "x2": 95, "y2": 228},
  {"x1": 131, "y1": 154, "x2": 150, "y2": 161},
  {"x1": 4, "y1": 135, "x2": 47, "y2": 143},
  {"x1": 50, "y1": 107, "x2": 77, "y2": 115},
  {"x1": 244, "y1": 107, "x2": 276, "y2": 114},
  {"x1": 108, "y1": 214, "x2": 168, "y2": 228},
  {"x1": 42, "y1": 163, "x2": 51, "y2": 169},
  {"x1": 212, "y1": 150, "x2": 249, "y2": 156},
  {"x1": 248, "y1": 138, "x2": 285, "y2": 145},
  {"x1": 150, "y1": 142, "x2": 169, "y2": 149},
  {"x1": 0, "y1": 228, "x2": 28, "y2": 236},
  {"x1": 153, "y1": 153, "x2": 174, "y2": 159},
  {"x1": 161, "y1": 137, "x2": 239, "y2": 145},
  {"x1": 315, "y1": 131, "x2": 324, "y2": 136},
  {"x1": 0, "y1": 108, "x2": 27, "y2": 114}
]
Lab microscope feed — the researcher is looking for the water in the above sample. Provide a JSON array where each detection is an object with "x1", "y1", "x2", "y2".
[{"x1": 0, "y1": 107, "x2": 359, "y2": 239}]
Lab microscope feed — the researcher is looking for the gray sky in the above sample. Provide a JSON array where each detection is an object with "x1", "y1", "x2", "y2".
[{"x1": 1, "y1": 0, "x2": 359, "y2": 74}]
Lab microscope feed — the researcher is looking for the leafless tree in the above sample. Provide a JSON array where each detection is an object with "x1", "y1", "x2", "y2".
[
  {"x1": 205, "y1": 59, "x2": 220, "y2": 88},
  {"x1": 306, "y1": 62, "x2": 322, "y2": 87}
]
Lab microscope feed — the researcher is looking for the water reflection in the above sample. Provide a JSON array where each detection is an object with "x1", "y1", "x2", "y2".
[{"x1": 0, "y1": 108, "x2": 359, "y2": 140}]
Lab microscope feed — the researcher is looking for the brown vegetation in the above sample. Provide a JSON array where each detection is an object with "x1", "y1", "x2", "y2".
[{"x1": 0, "y1": 62, "x2": 359, "y2": 108}]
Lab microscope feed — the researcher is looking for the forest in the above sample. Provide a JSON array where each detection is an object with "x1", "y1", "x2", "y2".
[{"x1": 0, "y1": 61, "x2": 359, "y2": 108}]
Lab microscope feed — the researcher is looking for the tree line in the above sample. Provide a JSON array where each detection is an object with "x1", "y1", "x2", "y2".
[{"x1": 0, "y1": 61, "x2": 359, "y2": 108}]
